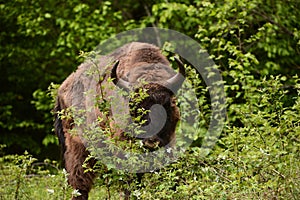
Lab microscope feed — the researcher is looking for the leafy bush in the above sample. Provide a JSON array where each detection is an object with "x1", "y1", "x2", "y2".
[
  {"x1": 0, "y1": 149, "x2": 72, "y2": 199},
  {"x1": 1, "y1": 0, "x2": 299, "y2": 199},
  {"x1": 85, "y1": 75, "x2": 300, "y2": 199}
]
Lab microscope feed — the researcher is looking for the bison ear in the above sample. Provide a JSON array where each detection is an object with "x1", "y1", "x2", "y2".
[
  {"x1": 111, "y1": 60, "x2": 130, "y2": 91},
  {"x1": 163, "y1": 56, "x2": 186, "y2": 93}
]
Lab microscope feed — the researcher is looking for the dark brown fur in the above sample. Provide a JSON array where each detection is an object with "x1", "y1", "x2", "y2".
[{"x1": 54, "y1": 42, "x2": 181, "y2": 199}]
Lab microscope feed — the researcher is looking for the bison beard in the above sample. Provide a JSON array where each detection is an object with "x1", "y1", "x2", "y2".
[{"x1": 54, "y1": 42, "x2": 185, "y2": 200}]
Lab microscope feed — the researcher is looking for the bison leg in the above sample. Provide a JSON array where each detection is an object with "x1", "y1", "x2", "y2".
[{"x1": 64, "y1": 135, "x2": 95, "y2": 200}]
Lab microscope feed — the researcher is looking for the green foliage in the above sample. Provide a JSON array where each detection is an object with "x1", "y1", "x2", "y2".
[
  {"x1": 1, "y1": 0, "x2": 300, "y2": 199},
  {"x1": 0, "y1": 150, "x2": 72, "y2": 199},
  {"x1": 0, "y1": 0, "x2": 130, "y2": 156},
  {"x1": 148, "y1": 0, "x2": 299, "y2": 75},
  {"x1": 111, "y1": 77, "x2": 299, "y2": 199}
]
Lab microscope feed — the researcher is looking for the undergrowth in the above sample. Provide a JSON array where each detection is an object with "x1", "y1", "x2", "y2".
[{"x1": 1, "y1": 76, "x2": 299, "y2": 199}]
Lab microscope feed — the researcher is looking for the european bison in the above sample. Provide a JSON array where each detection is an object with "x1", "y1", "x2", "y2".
[{"x1": 54, "y1": 42, "x2": 185, "y2": 199}]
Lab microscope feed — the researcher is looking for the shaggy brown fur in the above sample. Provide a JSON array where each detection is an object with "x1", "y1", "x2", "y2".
[{"x1": 54, "y1": 42, "x2": 183, "y2": 200}]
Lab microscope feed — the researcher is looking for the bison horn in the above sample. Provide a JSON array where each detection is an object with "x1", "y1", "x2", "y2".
[
  {"x1": 111, "y1": 57, "x2": 185, "y2": 92},
  {"x1": 111, "y1": 60, "x2": 130, "y2": 91},
  {"x1": 163, "y1": 57, "x2": 186, "y2": 93}
]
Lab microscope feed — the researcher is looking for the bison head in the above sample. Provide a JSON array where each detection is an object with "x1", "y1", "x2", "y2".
[{"x1": 111, "y1": 58, "x2": 185, "y2": 149}]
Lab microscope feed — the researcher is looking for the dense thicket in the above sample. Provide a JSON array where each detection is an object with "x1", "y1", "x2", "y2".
[
  {"x1": 1, "y1": 0, "x2": 299, "y2": 158},
  {"x1": 0, "y1": 0, "x2": 136, "y2": 158},
  {"x1": 1, "y1": 0, "x2": 299, "y2": 199}
]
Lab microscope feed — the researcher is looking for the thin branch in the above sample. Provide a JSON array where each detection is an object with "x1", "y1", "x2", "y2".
[
  {"x1": 272, "y1": 169, "x2": 286, "y2": 179},
  {"x1": 252, "y1": 9, "x2": 294, "y2": 37},
  {"x1": 143, "y1": 3, "x2": 161, "y2": 47},
  {"x1": 198, "y1": 160, "x2": 233, "y2": 183}
]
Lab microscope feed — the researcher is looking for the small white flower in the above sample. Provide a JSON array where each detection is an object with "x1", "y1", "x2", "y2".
[
  {"x1": 139, "y1": 140, "x2": 144, "y2": 147},
  {"x1": 166, "y1": 148, "x2": 172, "y2": 153},
  {"x1": 133, "y1": 190, "x2": 141, "y2": 198},
  {"x1": 72, "y1": 189, "x2": 81, "y2": 197},
  {"x1": 260, "y1": 148, "x2": 270, "y2": 156},
  {"x1": 47, "y1": 189, "x2": 54, "y2": 194}
]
